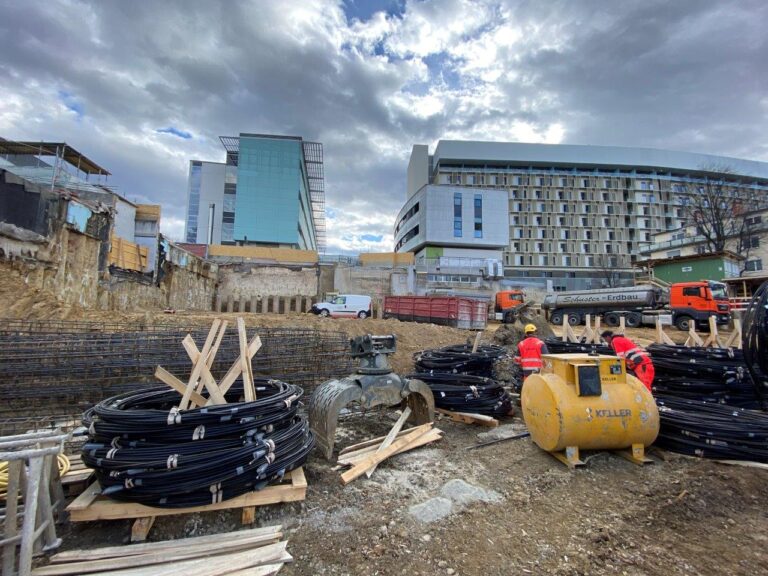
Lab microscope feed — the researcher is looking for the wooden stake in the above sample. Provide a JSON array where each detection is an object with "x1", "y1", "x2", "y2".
[
  {"x1": 178, "y1": 320, "x2": 221, "y2": 410},
  {"x1": 217, "y1": 335, "x2": 262, "y2": 397},
  {"x1": 471, "y1": 332, "x2": 482, "y2": 353},
  {"x1": 724, "y1": 318, "x2": 742, "y2": 349},
  {"x1": 237, "y1": 318, "x2": 256, "y2": 402},
  {"x1": 655, "y1": 318, "x2": 675, "y2": 345}
]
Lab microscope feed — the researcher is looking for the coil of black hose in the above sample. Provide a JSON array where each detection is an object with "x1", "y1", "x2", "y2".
[
  {"x1": 81, "y1": 379, "x2": 314, "y2": 507},
  {"x1": 742, "y1": 281, "x2": 768, "y2": 408},
  {"x1": 413, "y1": 344, "x2": 506, "y2": 377},
  {"x1": 647, "y1": 344, "x2": 760, "y2": 409},
  {"x1": 408, "y1": 372, "x2": 513, "y2": 417},
  {"x1": 543, "y1": 338, "x2": 614, "y2": 356},
  {"x1": 655, "y1": 395, "x2": 768, "y2": 462}
]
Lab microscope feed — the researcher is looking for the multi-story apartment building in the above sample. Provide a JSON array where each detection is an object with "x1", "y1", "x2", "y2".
[
  {"x1": 185, "y1": 133, "x2": 325, "y2": 251},
  {"x1": 397, "y1": 141, "x2": 768, "y2": 290}
]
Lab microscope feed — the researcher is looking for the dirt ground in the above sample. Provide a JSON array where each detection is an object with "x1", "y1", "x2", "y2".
[{"x1": 1, "y1": 274, "x2": 761, "y2": 576}]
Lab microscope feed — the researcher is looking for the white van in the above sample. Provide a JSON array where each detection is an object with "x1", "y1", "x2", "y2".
[{"x1": 311, "y1": 294, "x2": 372, "y2": 319}]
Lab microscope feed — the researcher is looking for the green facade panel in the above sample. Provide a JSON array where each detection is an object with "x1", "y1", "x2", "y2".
[{"x1": 653, "y1": 257, "x2": 729, "y2": 284}]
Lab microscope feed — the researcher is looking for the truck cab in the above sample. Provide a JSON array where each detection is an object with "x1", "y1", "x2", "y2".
[
  {"x1": 494, "y1": 290, "x2": 525, "y2": 323},
  {"x1": 669, "y1": 281, "x2": 730, "y2": 331}
]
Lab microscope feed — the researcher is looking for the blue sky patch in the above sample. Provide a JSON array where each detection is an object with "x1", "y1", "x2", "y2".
[
  {"x1": 157, "y1": 127, "x2": 192, "y2": 139},
  {"x1": 342, "y1": 0, "x2": 405, "y2": 22},
  {"x1": 58, "y1": 90, "x2": 84, "y2": 118},
  {"x1": 326, "y1": 207, "x2": 337, "y2": 219},
  {"x1": 360, "y1": 233, "x2": 383, "y2": 242}
]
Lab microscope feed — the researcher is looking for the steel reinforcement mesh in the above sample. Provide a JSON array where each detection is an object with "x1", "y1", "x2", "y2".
[{"x1": 0, "y1": 320, "x2": 354, "y2": 432}]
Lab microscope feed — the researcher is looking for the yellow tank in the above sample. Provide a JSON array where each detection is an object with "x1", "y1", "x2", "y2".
[{"x1": 521, "y1": 353, "x2": 659, "y2": 466}]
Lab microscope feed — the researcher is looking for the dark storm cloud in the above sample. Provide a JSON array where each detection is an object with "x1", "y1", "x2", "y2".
[{"x1": 1, "y1": 0, "x2": 766, "y2": 251}]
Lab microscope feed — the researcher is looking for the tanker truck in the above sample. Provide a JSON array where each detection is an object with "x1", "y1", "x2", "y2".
[{"x1": 541, "y1": 281, "x2": 730, "y2": 331}]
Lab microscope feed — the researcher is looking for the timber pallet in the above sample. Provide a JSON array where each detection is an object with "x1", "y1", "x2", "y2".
[
  {"x1": 66, "y1": 467, "x2": 306, "y2": 542},
  {"x1": 60, "y1": 455, "x2": 93, "y2": 497}
]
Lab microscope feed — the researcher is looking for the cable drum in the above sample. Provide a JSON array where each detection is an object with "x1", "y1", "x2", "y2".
[
  {"x1": 408, "y1": 372, "x2": 513, "y2": 417},
  {"x1": 413, "y1": 344, "x2": 507, "y2": 378},
  {"x1": 81, "y1": 379, "x2": 313, "y2": 508}
]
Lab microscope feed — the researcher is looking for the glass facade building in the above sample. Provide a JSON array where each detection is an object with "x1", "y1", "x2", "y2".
[{"x1": 184, "y1": 133, "x2": 325, "y2": 250}]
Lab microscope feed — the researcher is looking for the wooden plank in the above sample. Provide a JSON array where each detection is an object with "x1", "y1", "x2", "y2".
[
  {"x1": 154, "y1": 366, "x2": 207, "y2": 407},
  {"x1": 181, "y1": 334, "x2": 227, "y2": 406},
  {"x1": 61, "y1": 469, "x2": 94, "y2": 486},
  {"x1": 655, "y1": 318, "x2": 675, "y2": 345},
  {"x1": 67, "y1": 469, "x2": 305, "y2": 522},
  {"x1": 366, "y1": 407, "x2": 411, "y2": 478},
  {"x1": 338, "y1": 428, "x2": 418, "y2": 456},
  {"x1": 435, "y1": 408, "x2": 499, "y2": 428},
  {"x1": 471, "y1": 332, "x2": 481, "y2": 353},
  {"x1": 227, "y1": 565, "x2": 284, "y2": 576},
  {"x1": 338, "y1": 429, "x2": 443, "y2": 466},
  {"x1": 218, "y1": 335, "x2": 262, "y2": 396},
  {"x1": 340, "y1": 426, "x2": 434, "y2": 485},
  {"x1": 237, "y1": 318, "x2": 256, "y2": 402},
  {"x1": 337, "y1": 424, "x2": 434, "y2": 461},
  {"x1": 724, "y1": 318, "x2": 742, "y2": 349},
  {"x1": 51, "y1": 526, "x2": 283, "y2": 563},
  {"x1": 241, "y1": 506, "x2": 256, "y2": 525},
  {"x1": 130, "y1": 517, "x2": 156, "y2": 543},
  {"x1": 36, "y1": 541, "x2": 290, "y2": 576},
  {"x1": 179, "y1": 320, "x2": 221, "y2": 410},
  {"x1": 66, "y1": 481, "x2": 103, "y2": 513}
]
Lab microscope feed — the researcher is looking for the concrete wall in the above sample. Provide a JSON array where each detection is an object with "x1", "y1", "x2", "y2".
[
  {"x1": 218, "y1": 264, "x2": 318, "y2": 302},
  {"x1": 334, "y1": 265, "x2": 413, "y2": 299}
]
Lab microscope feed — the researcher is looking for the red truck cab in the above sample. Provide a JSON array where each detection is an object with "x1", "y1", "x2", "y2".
[
  {"x1": 669, "y1": 281, "x2": 730, "y2": 331},
  {"x1": 495, "y1": 290, "x2": 525, "y2": 323}
]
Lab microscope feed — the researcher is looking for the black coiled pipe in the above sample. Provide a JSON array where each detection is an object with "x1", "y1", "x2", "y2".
[
  {"x1": 413, "y1": 344, "x2": 506, "y2": 378},
  {"x1": 408, "y1": 372, "x2": 513, "y2": 417},
  {"x1": 742, "y1": 281, "x2": 768, "y2": 409},
  {"x1": 81, "y1": 379, "x2": 313, "y2": 507}
]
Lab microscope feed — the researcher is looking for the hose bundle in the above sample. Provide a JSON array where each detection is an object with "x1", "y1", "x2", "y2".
[
  {"x1": 543, "y1": 338, "x2": 613, "y2": 356},
  {"x1": 413, "y1": 344, "x2": 506, "y2": 378},
  {"x1": 647, "y1": 344, "x2": 759, "y2": 409},
  {"x1": 655, "y1": 396, "x2": 768, "y2": 462},
  {"x1": 742, "y1": 281, "x2": 768, "y2": 409},
  {"x1": 408, "y1": 372, "x2": 513, "y2": 417},
  {"x1": 81, "y1": 379, "x2": 313, "y2": 507}
]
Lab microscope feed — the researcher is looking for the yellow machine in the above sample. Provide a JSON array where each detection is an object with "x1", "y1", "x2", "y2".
[{"x1": 521, "y1": 353, "x2": 659, "y2": 468}]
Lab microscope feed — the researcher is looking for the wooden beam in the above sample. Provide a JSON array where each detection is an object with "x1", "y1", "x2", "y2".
[
  {"x1": 471, "y1": 332, "x2": 481, "y2": 353},
  {"x1": 181, "y1": 334, "x2": 227, "y2": 406},
  {"x1": 179, "y1": 320, "x2": 221, "y2": 410},
  {"x1": 217, "y1": 335, "x2": 262, "y2": 397},
  {"x1": 339, "y1": 429, "x2": 443, "y2": 467},
  {"x1": 366, "y1": 407, "x2": 411, "y2": 478},
  {"x1": 130, "y1": 516, "x2": 156, "y2": 543},
  {"x1": 154, "y1": 366, "x2": 207, "y2": 407},
  {"x1": 237, "y1": 318, "x2": 256, "y2": 402},
  {"x1": 338, "y1": 428, "x2": 419, "y2": 456},
  {"x1": 67, "y1": 469, "x2": 305, "y2": 522},
  {"x1": 32, "y1": 542, "x2": 290, "y2": 576},
  {"x1": 655, "y1": 318, "x2": 675, "y2": 345},
  {"x1": 340, "y1": 425, "x2": 434, "y2": 485},
  {"x1": 435, "y1": 408, "x2": 499, "y2": 428},
  {"x1": 50, "y1": 526, "x2": 283, "y2": 563},
  {"x1": 724, "y1": 318, "x2": 742, "y2": 349}
]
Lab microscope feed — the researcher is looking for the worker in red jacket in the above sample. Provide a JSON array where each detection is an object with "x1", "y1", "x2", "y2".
[
  {"x1": 515, "y1": 324, "x2": 549, "y2": 381},
  {"x1": 601, "y1": 330, "x2": 655, "y2": 392}
]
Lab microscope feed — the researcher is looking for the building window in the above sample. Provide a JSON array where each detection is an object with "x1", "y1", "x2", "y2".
[
  {"x1": 474, "y1": 194, "x2": 482, "y2": 238},
  {"x1": 747, "y1": 236, "x2": 760, "y2": 248},
  {"x1": 454, "y1": 192, "x2": 462, "y2": 237},
  {"x1": 745, "y1": 259, "x2": 763, "y2": 272},
  {"x1": 466, "y1": 174, "x2": 475, "y2": 185},
  {"x1": 582, "y1": 243, "x2": 590, "y2": 253},
  {"x1": 605, "y1": 244, "x2": 613, "y2": 254},
  {"x1": 563, "y1": 255, "x2": 572, "y2": 266}
]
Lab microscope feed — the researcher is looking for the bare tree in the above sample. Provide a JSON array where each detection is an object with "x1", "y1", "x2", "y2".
[
  {"x1": 681, "y1": 167, "x2": 761, "y2": 260},
  {"x1": 595, "y1": 253, "x2": 627, "y2": 288}
]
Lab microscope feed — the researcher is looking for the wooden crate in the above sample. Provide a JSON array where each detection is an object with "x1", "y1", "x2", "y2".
[{"x1": 66, "y1": 468, "x2": 307, "y2": 541}]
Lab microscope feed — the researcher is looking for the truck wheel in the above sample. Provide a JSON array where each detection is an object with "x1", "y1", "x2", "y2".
[
  {"x1": 549, "y1": 311, "x2": 563, "y2": 325},
  {"x1": 567, "y1": 314, "x2": 581, "y2": 327},
  {"x1": 625, "y1": 313, "x2": 642, "y2": 328},
  {"x1": 675, "y1": 315, "x2": 692, "y2": 331},
  {"x1": 604, "y1": 313, "x2": 619, "y2": 327},
  {"x1": 503, "y1": 311, "x2": 516, "y2": 324}
]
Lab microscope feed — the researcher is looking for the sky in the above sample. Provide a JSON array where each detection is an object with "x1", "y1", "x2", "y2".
[{"x1": 1, "y1": 0, "x2": 767, "y2": 254}]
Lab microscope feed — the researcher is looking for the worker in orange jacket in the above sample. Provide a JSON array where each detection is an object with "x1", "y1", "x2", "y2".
[
  {"x1": 601, "y1": 330, "x2": 655, "y2": 392},
  {"x1": 515, "y1": 324, "x2": 549, "y2": 381}
]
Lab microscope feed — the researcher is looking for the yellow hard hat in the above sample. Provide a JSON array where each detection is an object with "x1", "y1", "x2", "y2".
[{"x1": 524, "y1": 324, "x2": 537, "y2": 333}]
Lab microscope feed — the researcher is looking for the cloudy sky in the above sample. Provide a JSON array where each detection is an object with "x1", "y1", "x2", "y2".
[{"x1": 1, "y1": 0, "x2": 766, "y2": 253}]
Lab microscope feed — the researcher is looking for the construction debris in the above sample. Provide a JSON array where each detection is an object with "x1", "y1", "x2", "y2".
[
  {"x1": 32, "y1": 525, "x2": 291, "y2": 575},
  {"x1": 338, "y1": 421, "x2": 443, "y2": 485}
]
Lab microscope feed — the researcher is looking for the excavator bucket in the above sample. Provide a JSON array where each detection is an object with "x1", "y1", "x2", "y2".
[
  {"x1": 308, "y1": 334, "x2": 435, "y2": 460},
  {"x1": 309, "y1": 378, "x2": 363, "y2": 460}
]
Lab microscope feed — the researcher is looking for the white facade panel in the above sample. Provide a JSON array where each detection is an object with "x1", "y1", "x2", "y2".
[
  {"x1": 113, "y1": 198, "x2": 136, "y2": 242},
  {"x1": 190, "y1": 161, "x2": 226, "y2": 244}
]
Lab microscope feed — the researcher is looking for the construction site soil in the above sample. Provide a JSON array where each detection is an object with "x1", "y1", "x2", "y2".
[{"x1": 7, "y1": 305, "x2": 765, "y2": 576}]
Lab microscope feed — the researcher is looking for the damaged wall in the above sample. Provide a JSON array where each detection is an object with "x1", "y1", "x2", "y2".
[
  {"x1": 333, "y1": 265, "x2": 414, "y2": 299},
  {"x1": 217, "y1": 264, "x2": 318, "y2": 301}
]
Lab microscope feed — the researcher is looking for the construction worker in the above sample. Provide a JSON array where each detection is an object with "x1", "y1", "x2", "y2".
[
  {"x1": 515, "y1": 324, "x2": 549, "y2": 381},
  {"x1": 601, "y1": 330, "x2": 655, "y2": 392}
]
